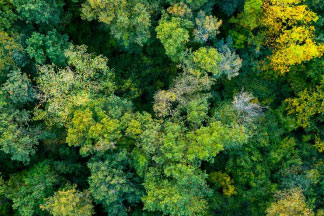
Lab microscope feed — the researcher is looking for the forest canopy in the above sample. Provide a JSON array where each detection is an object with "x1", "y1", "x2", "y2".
[{"x1": 0, "y1": 0, "x2": 324, "y2": 215}]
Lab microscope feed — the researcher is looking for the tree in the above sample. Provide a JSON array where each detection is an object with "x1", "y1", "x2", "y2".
[
  {"x1": 6, "y1": 160, "x2": 60, "y2": 216},
  {"x1": 10, "y1": 0, "x2": 64, "y2": 25},
  {"x1": 34, "y1": 45, "x2": 115, "y2": 127},
  {"x1": 87, "y1": 150, "x2": 143, "y2": 216},
  {"x1": 0, "y1": 90, "x2": 42, "y2": 164},
  {"x1": 66, "y1": 98, "x2": 125, "y2": 157},
  {"x1": 40, "y1": 185, "x2": 94, "y2": 216},
  {"x1": 3, "y1": 68, "x2": 36, "y2": 106},
  {"x1": 0, "y1": 31, "x2": 23, "y2": 79},
  {"x1": 81, "y1": 0, "x2": 153, "y2": 49},
  {"x1": 193, "y1": 11, "x2": 222, "y2": 43},
  {"x1": 229, "y1": 0, "x2": 263, "y2": 48},
  {"x1": 156, "y1": 14, "x2": 192, "y2": 61},
  {"x1": 232, "y1": 91, "x2": 263, "y2": 124},
  {"x1": 0, "y1": 0, "x2": 17, "y2": 31},
  {"x1": 262, "y1": 0, "x2": 324, "y2": 74},
  {"x1": 286, "y1": 83, "x2": 324, "y2": 129},
  {"x1": 136, "y1": 118, "x2": 248, "y2": 215},
  {"x1": 208, "y1": 171, "x2": 236, "y2": 197},
  {"x1": 266, "y1": 188, "x2": 314, "y2": 216},
  {"x1": 217, "y1": 39, "x2": 242, "y2": 80},
  {"x1": 26, "y1": 30, "x2": 70, "y2": 66},
  {"x1": 192, "y1": 47, "x2": 222, "y2": 77}
]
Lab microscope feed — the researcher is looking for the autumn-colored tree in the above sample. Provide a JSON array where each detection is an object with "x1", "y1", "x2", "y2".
[
  {"x1": 266, "y1": 188, "x2": 314, "y2": 216},
  {"x1": 41, "y1": 185, "x2": 94, "y2": 216},
  {"x1": 262, "y1": 0, "x2": 324, "y2": 74},
  {"x1": 286, "y1": 83, "x2": 324, "y2": 129}
]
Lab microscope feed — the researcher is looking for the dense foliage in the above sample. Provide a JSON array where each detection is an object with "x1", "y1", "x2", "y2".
[{"x1": 0, "y1": 0, "x2": 323, "y2": 215}]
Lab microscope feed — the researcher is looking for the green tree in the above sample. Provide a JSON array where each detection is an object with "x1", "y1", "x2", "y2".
[
  {"x1": 6, "y1": 160, "x2": 60, "y2": 216},
  {"x1": 10, "y1": 0, "x2": 64, "y2": 25},
  {"x1": 0, "y1": 0, "x2": 17, "y2": 31},
  {"x1": 3, "y1": 69, "x2": 36, "y2": 105},
  {"x1": 41, "y1": 184, "x2": 94, "y2": 216},
  {"x1": 88, "y1": 150, "x2": 143, "y2": 216},
  {"x1": 135, "y1": 118, "x2": 248, "y2": 215},
  {"x1": 0, "y1": 31, "x2": 23, "y2": 79},
  {"x1": 229, "y1": 0, "x2": 263, "y2": 48},
  {"x1": 81, "y1": 0, "x2": 153, "y2": 49},
  {"x1": 35, "y1": 45, "x2": 115, "y2": 127},
  {"x1": 156, "y1": 14, "x2": 192, "y2": 61},
  {"x1": 26, "y1": 30, "x2": 70, "y2": 66},
  {"x1": 66, "y1": 98, "x2": 127, "y2": 157},
  {"x1": 0, "y1": 91, "x2": 41, "y2": 164}
]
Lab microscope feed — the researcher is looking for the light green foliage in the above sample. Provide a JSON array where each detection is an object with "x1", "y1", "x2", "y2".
[
  {"x1": 66, "y1": 96, "x2": 133, "y2": 156},
  {"x1": 41, "y1": 184, "x2": 94, "y2": 216},
  {"x1": 10, "y1": 0, "x2": 64, "y2": 25},
  {"x1": 81, "y1": 0, "x2": 152, "y2": 49},
  {"x1": 3, "y1": 69, "x2": 36, "y2": 105},
  {"x1": 88, "y1": 150, "x2": 143, "y2": 216},
  {"x1": 26, "y1": 30, "x2": 69, "y2": 66},
  {"x1": 229, "y1": 0, "x2": 263, "y2": 48},
  {"x1": 66, "y1": 99, "x2": 122, "y2": 157},
  {"x1": 192, "y1": 47, "x2": 222, "y2": 77},
  {"x1": 6, "y1": 160, "x2": 59, "y2": 216},
  {"x1": 35, "y1": 45, "x2": 115, "y2": 126},
  {"x1": 286, "y1": 82, "x2": 324, "y2": 129},
  {"x1": 156, "y1": 15, "x2": 192, "y2": 61},
  {"x1": 137, "y1": 118, "x2": 248, "y2": 215},
  {"x1": 186, "y1": 121, "x2": 247, "y2": 162},
  {"x1": 143, "y1": 164, "x2": 211, "y2": 216},
  {"x1": 0, "y1": 91, "x2": 41, "y2": 164},
  {"x1": 186, "y1": 97, "x2": 209, "y2": 126}
]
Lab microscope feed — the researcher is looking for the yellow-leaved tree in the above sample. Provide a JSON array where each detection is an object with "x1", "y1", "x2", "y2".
[
  {"x1": 262, "y1": 0, "x2": 324, "y2": 74},
  {"x1": 266, "y1": 188, "x2": 314, "y2": 216}
]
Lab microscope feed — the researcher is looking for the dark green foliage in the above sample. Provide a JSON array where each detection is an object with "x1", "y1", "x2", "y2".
[
  {"x1": 0, "y1": 1, "x2": 17, "y2": 31},
  {"x1": 10, "y1": 0, "x2": 64, "y2": 25},
  {"x1": 81, "y1": 0, "x2": 154, "y2": 49},
  {"x1": 0, "y1": 91, "x2": 42, "y2": 164},
  {"x1": 3, "y1": 69, "x2": 36, "y2": 105},
  {"x1": 88, "y1": 150, "x2": 143, "y2": 216},
  {"x1": 215, "y1": 0, "x2": 244, "y2": 16},
  {"x1": 5, "y1": 160, "x2": 60, "y2": 216},
  {"x1": 26, "y1": 30, "x2": 69, "y2": 66}
]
